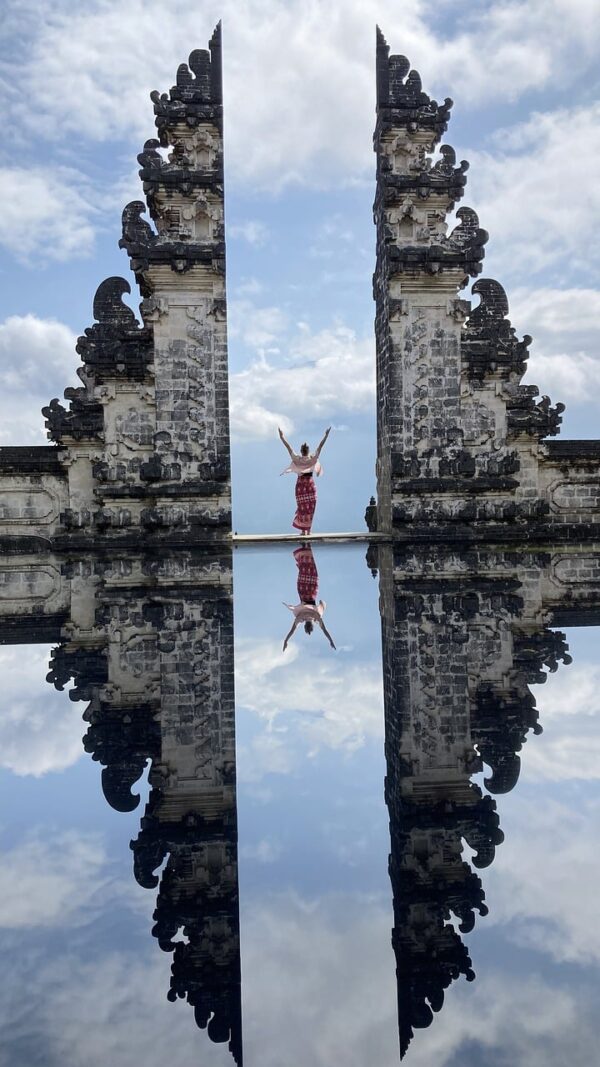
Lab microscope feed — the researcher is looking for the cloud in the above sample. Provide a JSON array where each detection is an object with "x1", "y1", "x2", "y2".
[
  {"x1": 0, "y1": 314, "x2": 79, "y2": 445},
  {"x1": 235, "y1": 638, "x2": 383, "y2": 781},
  {"x1": 0, "y1": 646, "x2": 85, "y2": 777},
  {"x1": 230, "y1": 317, "x2": 375, "y2": 439},
  {"x1": 5, "y1": 0, "x2": 600, "y2": 191},
  {"x1": 0, "y1": 166, "x2": 99, "y2": 264},
  {"x1": 229, "y1": 299, "x2": 288, "y2": 349},
  {"x1": 502, "y1": 287, "x2": 600, "y2": 404},
  {"x1": 521, "y1": 662, "x2": 600, "y2": 782},
  {"x1": 0, "y1": 830, "x2": 125, "y2": 929},
  {"x1": 487, "y1": 793, "x2": 600, "y2": 966},
  {"x1": 241, "y1": 838, "x2": 282, "y2": 863},
  {"x1": 229, "y1": 220, "x2": 270, "y2": 246},
  {"x1": 466, "y1": 103, "x2": 600, "y2": 280}
]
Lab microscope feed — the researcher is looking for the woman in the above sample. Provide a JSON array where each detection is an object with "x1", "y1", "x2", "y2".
[
  {"x1": 279, "y1": 426, "x2": 331, "y2": 535},
  {"x1": 282, "y1": 545, "x2": 336, "y2": 651}
]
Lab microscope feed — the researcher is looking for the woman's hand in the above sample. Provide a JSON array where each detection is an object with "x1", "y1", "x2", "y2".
[{"x1": 278, "y1": 427, "x2": 284, "y2": 439}]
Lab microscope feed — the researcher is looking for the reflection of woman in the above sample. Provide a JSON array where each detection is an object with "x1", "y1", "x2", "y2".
[
  {"x1": 279, "y1": 426, "x2": 331, "y2": 535},
  {"x1": 282, "y1": 546, "x2": 336, "y2": 651}
]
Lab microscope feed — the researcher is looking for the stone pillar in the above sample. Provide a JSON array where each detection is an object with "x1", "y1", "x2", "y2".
[
  {"x1": 0, "y1": 26, "x2": 232, "y2": 550},
  {"x1": 121, "y1": 23, "x2": 231, "y2": 533},
  {"x1": 374, "y1": 29, "x2": 485, "y2": 531},
  {"x1": 372, "y1": 30, "x2": 599, "y2": 541}
]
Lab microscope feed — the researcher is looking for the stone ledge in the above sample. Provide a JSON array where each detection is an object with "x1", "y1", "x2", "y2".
[
  {"x1": 545, "y1": 440, "x2": 600, "y2": 460},
  {"x1": 0, "y1": 614, "x2": 68, "y2": 644},
  {"x1": 0, "y1": 447, "x2": 67, "y2": 475}
]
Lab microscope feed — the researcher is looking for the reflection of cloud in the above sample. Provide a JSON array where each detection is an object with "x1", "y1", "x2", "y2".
[
  {"x1": 525, "y1": 662, "x2": 600, "y2": 781},
  {"x1": 242, "y1": 893, "x2": 597, "y2": 1067},
  {"x1": 0, "y1": 840, "x2": 597, "y2": 1065},
  {"x1": 404, "y1": 971, "x2": 588, "y2": 1067},
  {"x1": 0, "y1": 647, "x2": 85, "y2": 776},
  {"x1": 487, "y1": 794, "x2": 600, "y2": 965},
  {"x1": 242, "y1": 892, "x2": 397, "y2": 1064},
  {"x1": 0, "y1": 831, "x2": 129, "y2": 929},
  {"x1": 235, "y1": 639, "x2": 383, "y2": 781},
  {"x1": 0, "y1": 948, "x2": 225, "y2": 1067}
]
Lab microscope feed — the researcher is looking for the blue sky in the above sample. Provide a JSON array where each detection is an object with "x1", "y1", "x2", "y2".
[{"x1": 0, "y1": 0, "x2": 599, "y2": 532}]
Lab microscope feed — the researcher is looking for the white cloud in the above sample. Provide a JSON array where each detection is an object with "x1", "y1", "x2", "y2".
[
  {"x1": 467, "y1": 103, "x2": 600, "y2": 280},
  {"x1": 241, "y1": 838, "x2": 282, "y2": 863},
  {"x1": 488, "y1": 794, "x2": 600, "y2": 966},
  {"x1": 522, "y1": 662, "x2": 600, "y2": 782},
  {"x1": 0, "y1": 646, "x2": 85, "y2": 777},
  {"x1": 235, "y1": 638, "x2": 383, "y2": 780},
  {"x1": 0, "y1": 314, "x2": 79, "y2": 445},
  {"x1": 229, "y1": 220, "x2": 270, "y2": 246},
  {"x1": 0, "y1": 166, "x2": 99, "y2": 264},
  {"x1": 502, "y1": 287, "x2": 600, "y2": 403},
  {"x1": 5, "y1": 0, "x2": 600, "y2": 190},
  {"x1": 230, "y1": 319, "x2": 375, "y2": 439},
  {"x1": 229, "y1": 299, "x2": 288, "y2": 348},
  {"x1": 0, "y1": 831, "x2": 123, "y2": 929}
]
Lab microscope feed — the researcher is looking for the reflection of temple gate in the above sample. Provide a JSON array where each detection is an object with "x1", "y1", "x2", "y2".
[
  {"x1": 0, "y1": 23, "x2": 599, "y2": 1067},
  {"x1": 0, "y1": 547, "x2": 242, "y2": 1063},
  {"x1": 372, "y1": 542, "x2": 600, "y2": 1056}
]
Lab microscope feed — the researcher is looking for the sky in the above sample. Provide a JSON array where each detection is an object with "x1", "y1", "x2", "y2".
[
  {"x1": 0, "y1": 0, "x2": 599, "y2": 532},
  {"x1": 0, "y1": 3, "x2": 600, "y2": 1062}
]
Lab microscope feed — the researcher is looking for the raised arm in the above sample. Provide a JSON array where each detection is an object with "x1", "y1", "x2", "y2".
[
  {"x1": 314, "y1": 426, "x2": 331, "y2": 458},
  {"x1": 319, "y1": 619, "x2": 336, "y2": 650},
  {"x1": 278, "y1": 427, "x2": 294, "y2": 458},
  {"x1": 283, "y1": 618, "x2": 299, "y2": 651}
]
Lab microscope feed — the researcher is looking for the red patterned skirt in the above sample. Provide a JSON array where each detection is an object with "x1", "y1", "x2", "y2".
[
  {"x1": 293, "y1": 545, "x2": 318, "y2": 602},
  {"x1": 292, "y1": 474, "x2": 317, "y2": 533}
]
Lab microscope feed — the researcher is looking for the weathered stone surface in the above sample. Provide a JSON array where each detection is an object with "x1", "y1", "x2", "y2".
[
  {"x1": 373, "y1": 538, "x2": 600, "y2": 1058},
  {"x1": 0, "y1": 545, "x2": 242, "y2": 1062},
  {"x1": 372, "y1": 32, "x2": 599, "y2": 542},
  {"x1": 0, "y1": 26, "x2": 231, "y2": 551}
]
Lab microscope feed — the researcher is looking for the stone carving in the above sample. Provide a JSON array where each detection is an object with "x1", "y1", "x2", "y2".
[
  {"x1": 0, "y1": 24, "x2": 231, "y2": 547},
  {"x1": 15, "y1": 546, "x2": 243, "y2": 1061},
  {"x1": 372, "y1": 536, "x2": 600, "y2": 1059},
  {"x1": 371, "y1": 30, "x2": 598, "y2": 538},
  {"x1": 42, "y1": 391, "x2": 104, "y2": 444},
  {"x1": 376, "y1": 28, "x2": 453, "y2": 135},
  {"x1": 75, "y1": 276, "x2": 153, "y2": 381}
]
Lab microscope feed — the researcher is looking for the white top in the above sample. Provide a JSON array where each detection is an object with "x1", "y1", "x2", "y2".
[
  {"x1": 283, "y1": 601, "x2": 326, "y2": 621},
  {"x1": 281, "y1": 453, "x2": 323, "y2": 476}
]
